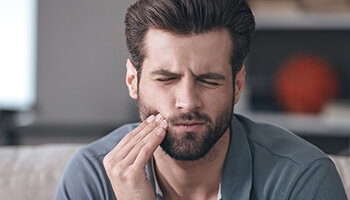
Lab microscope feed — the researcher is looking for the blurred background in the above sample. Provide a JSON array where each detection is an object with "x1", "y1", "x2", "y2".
[
  {"x1": 0, "y1": 0, "x2": 349, "y2": 155},
  {"x1": 0, "y1": 0, "x2": 138, "y2": 145}
]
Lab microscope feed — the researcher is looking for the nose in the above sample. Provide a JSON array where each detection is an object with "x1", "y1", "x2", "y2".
[{"x1": 175, "y1": 80, "x2": 203, "y2": 112}]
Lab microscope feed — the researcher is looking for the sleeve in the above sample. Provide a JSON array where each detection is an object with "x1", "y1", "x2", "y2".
[
  {"x1": 54, "y1": 149, "x2": 115, "y2": 200},
  {"x1": 288, "y1": 158, "x2": 348, "y2": 200}
]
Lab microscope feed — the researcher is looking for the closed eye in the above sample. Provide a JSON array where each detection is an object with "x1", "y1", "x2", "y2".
[
  {"x1": 151, "y1": 69, "x2": 181, "y2": 84},
  {"x1": 196, "y1": 72, "x2": 225, "y2": 86},
  {"x1": 198, "y1": 78, "x2": 222, "y2": 86},
  {"x1": 156, "y1": 77, "x2": 177, "y2": 82}
]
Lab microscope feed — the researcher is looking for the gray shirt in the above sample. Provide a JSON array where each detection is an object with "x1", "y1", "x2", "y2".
[{"x1": 55, "y1": 114, "x2": 347, "y2": 199}]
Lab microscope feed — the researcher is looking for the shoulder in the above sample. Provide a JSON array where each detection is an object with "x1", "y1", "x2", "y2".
[
  {"x1": 235, "y1": 114, "x2": 327, "y2": 166},
  {"x1": 80, "y1": 122, "x2": 140, "y2": 158},
  {"x1": 234, "y1": 114, "x2": 347, "y2": 199},
  {"x1": 66, "y1": 122, "x2": 140, "y2": 172}
]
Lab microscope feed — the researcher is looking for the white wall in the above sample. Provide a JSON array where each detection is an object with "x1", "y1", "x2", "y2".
[{"x1": 35, "y1": 0, "x2": 138, "y2": 126}]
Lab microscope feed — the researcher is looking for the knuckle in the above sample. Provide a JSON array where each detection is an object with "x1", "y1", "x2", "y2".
[
  {"x1": 103, "y1": 154, "x2": 113, "y2": 169},
  {"x1": 128, "y1": 121, "x2": 148, "y2": 137},
  {"x1": 113, "y1": 166, "x2": 125, "y2": 179},
  {"x1": 139, "y1": 146, "x2": 152, "y2": 158},
  {"x1": 126, "y1": 167, "x2": 137, "y2": 176},
  {"x1": 131, "y1": 135, "x2": 142, "y2": 145},
  {"x1": 137, "y1": 139, "x2": 146, "y2": 147},
  {"x1": 127, "y1": 130, "x2": 137, "y2": 138}
]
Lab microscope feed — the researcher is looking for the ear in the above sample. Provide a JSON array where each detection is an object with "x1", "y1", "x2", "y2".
[
  {"x1": 126, "y1": 59, "x2": 138, "y2": 99},
  {"x1": 234, "y1": 65, "x2": 246, "y2": 104}
]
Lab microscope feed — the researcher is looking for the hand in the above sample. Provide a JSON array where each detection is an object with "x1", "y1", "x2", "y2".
[{"x1": 103, "y1": 114, "x2": 167, "y2": 200}]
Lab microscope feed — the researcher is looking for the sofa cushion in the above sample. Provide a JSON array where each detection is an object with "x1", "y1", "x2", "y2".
[
  {"x1": 0, "y1": 144, "x2": 348, "y2": 200},
  {"x1": 0, "y1": 144, "x2": 83, "y2": 200},
  {"x1": 329, "y1": 155, "x2": 350, "y2": 199}
]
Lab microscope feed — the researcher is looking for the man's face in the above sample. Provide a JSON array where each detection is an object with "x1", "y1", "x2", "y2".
[{"x1": 127, "y1": 29, "x2": 241, "y2": 161}]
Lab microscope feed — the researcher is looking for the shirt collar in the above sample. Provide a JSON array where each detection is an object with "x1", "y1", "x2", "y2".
[
  {"x1": 151, "y1": 156, "x2": 164, "y2": 198},
  {"x1": 220, "y1": 114, "x2": 253, "y2": 199}
]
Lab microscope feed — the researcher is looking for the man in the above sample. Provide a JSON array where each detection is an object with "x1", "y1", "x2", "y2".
[{"x1": 55, "y1": 0, "x2": 347, "y2": 199}]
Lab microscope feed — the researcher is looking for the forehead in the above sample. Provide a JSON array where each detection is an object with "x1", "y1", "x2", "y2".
[{"x1": 142, "y1": 29, "x2": 232, "y2": 73}]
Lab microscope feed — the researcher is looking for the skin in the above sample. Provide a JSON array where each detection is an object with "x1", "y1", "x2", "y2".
[{"x1": 103, "y1": 28, "x2": 246, "y2": 200}]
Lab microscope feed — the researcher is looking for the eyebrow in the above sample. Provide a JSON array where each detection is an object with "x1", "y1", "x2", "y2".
[
  {"x1": 197, "y1": 72, "x2": 226, "y2": 81},
  {"x1": 150, "y1": 69, "x2": 181, "y2": 77},
  {"x1": 150, "y1": 69, "x2": 226, "y2": 81}
]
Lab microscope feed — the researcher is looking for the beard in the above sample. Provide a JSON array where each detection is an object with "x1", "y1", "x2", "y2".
[{"x1": 137, "y1": 98, "x2": 233, "y2": 161}]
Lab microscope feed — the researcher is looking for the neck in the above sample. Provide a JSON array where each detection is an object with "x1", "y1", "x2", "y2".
[{"x1": 153, "y1": 129, "x2": 230, "y2": 200}]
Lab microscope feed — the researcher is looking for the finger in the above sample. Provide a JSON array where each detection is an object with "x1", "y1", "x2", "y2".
[
  {"x1": 120, "y1": 117, "x2": 166, "y2": 165},
  {"x1": 111, "y1": 114, "x2": 159, "y2": 156},
  {"x1": 113, "y1": 114, "x2": 165, "y2": 162},
  {"x1": 114, "y1": 115, "x2": 155, "y2": 152},
  {"x1": 103, "y1": 115, "x2": 161, "y2": 174},
  {"x1": 132, "y1": 119, "x2": 167, "y2": 168}
]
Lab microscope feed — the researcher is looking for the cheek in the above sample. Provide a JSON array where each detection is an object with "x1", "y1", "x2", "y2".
[
  {"x1": 206, "y1": 85, "x2": 233, "y2": 103},
  {"x1": 155, "y1": 89, "x2": 174, "y2": 114},
  {"x1": 205, "y1": 88, "x2": 234, "y2": 113},
  {"x1": 139, "y1": 84, "x2": 174, "y2": 114}
]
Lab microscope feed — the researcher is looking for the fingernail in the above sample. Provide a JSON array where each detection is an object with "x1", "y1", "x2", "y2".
[
  {"x1": 159, "y1": 120, "x2": 167, "y2": 128},
  {"x1": 156, "y1": 128, "x2": 165, "y2": 136},
  {"x1": 155, "y1": 114, "x2": 163, "y2": 122},
  {"x1": 147, "y1": 115, "x2": 155, "y2": 123}
]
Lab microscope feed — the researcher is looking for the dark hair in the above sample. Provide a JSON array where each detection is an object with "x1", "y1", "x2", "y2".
[{"x1": 125, "y1": 0, "x2": 255, "y2": 79}]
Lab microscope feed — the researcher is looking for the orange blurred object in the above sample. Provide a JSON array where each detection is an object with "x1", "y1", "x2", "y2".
[{"x1": 275, "y1": 53, "x2": 340, "y2": 114}]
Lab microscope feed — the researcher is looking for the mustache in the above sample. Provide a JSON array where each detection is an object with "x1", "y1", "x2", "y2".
[
  {"x1": 167, "y1": 112, "x2": 212, "y2": 124},
  {"x1": 138, "y1": 101, "x2": 211, "y2": 124}
]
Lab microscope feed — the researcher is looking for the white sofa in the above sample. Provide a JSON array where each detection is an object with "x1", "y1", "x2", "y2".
[
  {"x1": 0, "y1": 144, "x2": 349, "y2": 200},
  {"x1": 0, "y1": 144, "x2": 83, "y2": 200}
]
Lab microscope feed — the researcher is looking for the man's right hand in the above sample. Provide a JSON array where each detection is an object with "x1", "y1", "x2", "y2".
[{"x1": 103, "y1": 114, "x2": 167, "y2": 200}]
